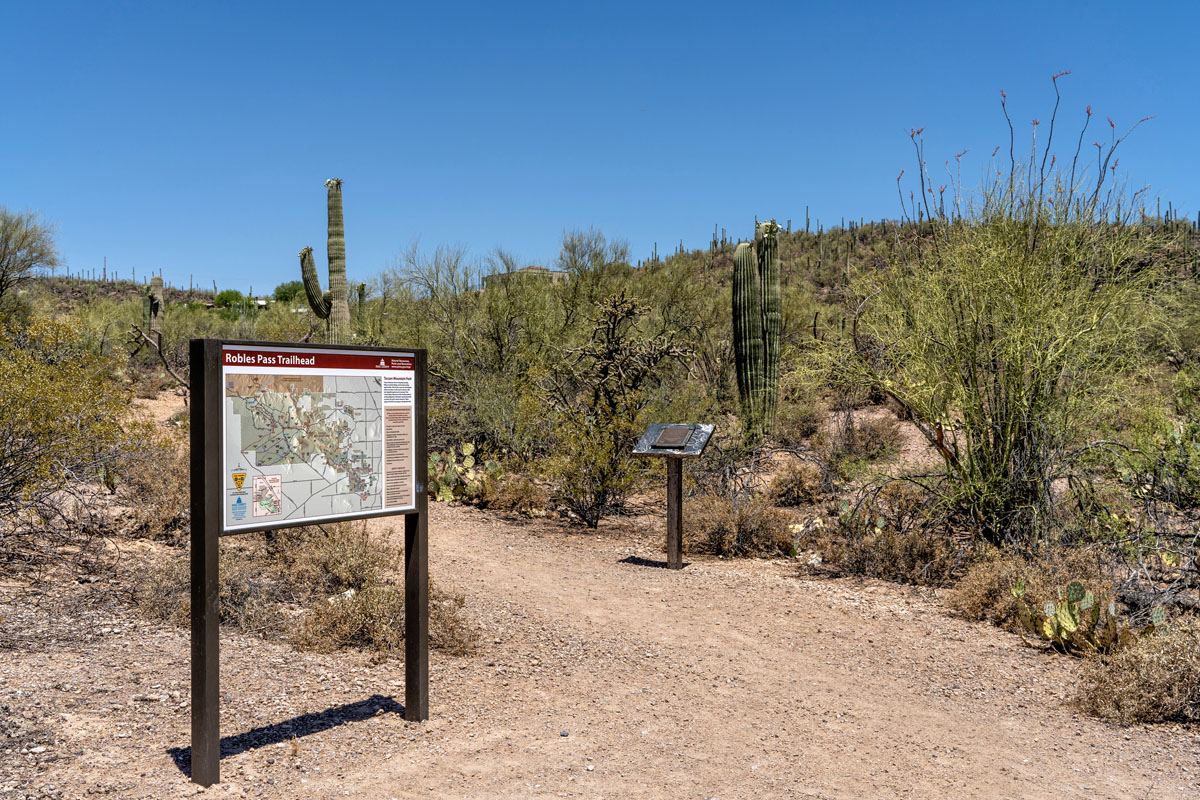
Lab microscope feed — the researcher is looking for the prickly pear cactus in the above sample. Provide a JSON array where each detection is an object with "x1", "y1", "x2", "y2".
[
  {"x1": 428, "y1": 443, "x2": 502, "y2": 504},
  {"x1": 1012, "y1": 578, "x2": 1166, "y2": 656}
]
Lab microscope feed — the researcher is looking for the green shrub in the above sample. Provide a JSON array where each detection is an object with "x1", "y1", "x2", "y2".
[
  {"x1": 273, "y1": 280, "x2": 305, "y2": 303},
  {"x1": 214, "y1": 289, "x2": 246, "y2": 308},
  {"x1": 0, "y1": 316, "x2": 138, "y2": 571},
  {"x1": 544, "y1": 292, "x2": 688, "y2": 527},
  {"x1": 818, "y1": 91, "x2": 1172, "y2": 549}
]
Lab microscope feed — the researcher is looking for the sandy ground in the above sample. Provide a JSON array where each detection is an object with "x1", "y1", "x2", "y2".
[{"x1": 2, "y1": 498, "x2": 1199, "y2": 800}]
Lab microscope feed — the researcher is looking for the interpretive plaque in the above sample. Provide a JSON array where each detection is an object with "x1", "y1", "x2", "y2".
[
  {"x1": 633, "y1": 423, "x2": 714, "y2": 459},
  {"x1": 653, "y1": 424, "x2": 693, "y2": 449},
  {"x1": 190, "y1": 340, "x2": 429, "y2": 787},
  {"x1": 632, "y1": 423, "x2": 715, "y2": 569}
]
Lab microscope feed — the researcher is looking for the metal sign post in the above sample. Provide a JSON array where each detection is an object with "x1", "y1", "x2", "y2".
[
  {"x1": 188, "y1": 339, "x2": 429, "y2": 786},
  {"x1": 632, "y1": 423, "x2": 715, "y2": 569}
]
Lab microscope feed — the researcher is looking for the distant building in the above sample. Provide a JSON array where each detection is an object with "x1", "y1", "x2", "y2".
[{"x1": 482, "y1": 265, "x2": 570, "y2": 289}]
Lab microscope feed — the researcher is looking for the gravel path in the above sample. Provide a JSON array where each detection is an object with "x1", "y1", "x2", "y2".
[{"x1": 2, "y1": 501, "x2": 1198, "y2": 799}]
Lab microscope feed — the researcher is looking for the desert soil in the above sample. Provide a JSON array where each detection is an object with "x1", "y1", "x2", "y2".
[{"x1": 2, "y1": 397, "x2": 1198, "y2": 799}]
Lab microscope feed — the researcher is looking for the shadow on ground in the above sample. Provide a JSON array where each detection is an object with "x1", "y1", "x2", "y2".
[
  {"x1": 619, "y1": 555, "x2": 689, "y2": 569},
  {"x1": 168, "y1": 694, "x2": 404, "y2": 776}
]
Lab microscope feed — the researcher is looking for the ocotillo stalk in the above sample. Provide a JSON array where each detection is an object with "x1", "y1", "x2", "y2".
[
  {"x1": 732, "y1": 241, "x2": 765, "y2": 438},
  {"x1": 756, "y1": 220, "x2": 781, "y2": 432},
  {"x1": 299, "y1": 178, "x2": 351, "y2": 343}
]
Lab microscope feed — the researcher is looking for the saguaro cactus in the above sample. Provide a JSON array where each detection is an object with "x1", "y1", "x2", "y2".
[
  {"x1": 756, "y1": 220, "x2": 781, "y2": 431},
  {"x1": 732, "y1": 219, "x2": 782, "y2": 439},
  {"x1": 299, "y1": 178, "x2": 351, "y2": 344},
  {"x1": 143, "y1": 274, "x2": 164, "y2": 347}
]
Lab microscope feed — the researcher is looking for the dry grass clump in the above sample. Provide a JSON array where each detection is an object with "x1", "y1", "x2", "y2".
[
  {"x1": 828, "y1": 525, "x2": 959, "y2": 585},
  {"x1": 133, "y1": 522, "x2": 477, "y2": 656},
  {"x1": 945, "y1": 547, "x2": 1107, "y2": 629},
  {"x1": 485, "y1": 473, "x2": 549, "y2": 515},
  {"x1": 1076, "y1": 619, "x2": 1200, "y2": 724},
  {"x1": 774, "y1": 371, "x2": 827, "y2": 445},
  {"x1": 850, "y1": 414, "x2": 903, "y2": 460},
  {"x1": 768, "y1": 462, "x2": 825, "y2": 507},
  {"x1": 296, "y1": 584, "x2": 475, "y2": 656},
  {"x1": 683, "y1": 494, "x2": 791, "y2": 557},
  {"x1": 808, "y1": 482, "x2": 957, "y2": 585},
  {"x1": 114, "y1": 432, "x2": 189, "y2": 540}
]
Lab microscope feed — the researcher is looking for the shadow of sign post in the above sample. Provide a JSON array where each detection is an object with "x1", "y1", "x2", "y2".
[{"x1": 189, "y1": 339, "x2": 430, "y2": 786}]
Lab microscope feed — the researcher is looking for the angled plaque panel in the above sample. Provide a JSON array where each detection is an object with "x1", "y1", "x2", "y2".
[{"x1": 633, "y1": 423, "x2": 715, "y2": 458}]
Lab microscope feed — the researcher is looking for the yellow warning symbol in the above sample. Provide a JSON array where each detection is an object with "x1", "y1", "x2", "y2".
[{"x1": 232, "y1": 471, "x2": 246, "y2": 491}]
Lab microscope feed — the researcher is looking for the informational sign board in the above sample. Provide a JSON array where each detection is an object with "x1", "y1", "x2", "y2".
[
  {"x1": 220, "y1": 344, "x2": 417, "y2": 532},
  {"x1": 632, "y1": 423, "x2": 715, "y2": 459},
  {"x1": 189, "y1": 339, "x2": 429, "y2": 788}
]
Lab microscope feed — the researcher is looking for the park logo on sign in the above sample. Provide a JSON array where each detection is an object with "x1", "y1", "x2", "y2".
[{"x1": 231, "y1": 471, "x2": 246, "y2": 491}]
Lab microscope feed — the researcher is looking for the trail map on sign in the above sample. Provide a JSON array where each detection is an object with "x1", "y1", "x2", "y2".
[{"x1": 221, "y1": 346, "x2": 415, "y2": 531}]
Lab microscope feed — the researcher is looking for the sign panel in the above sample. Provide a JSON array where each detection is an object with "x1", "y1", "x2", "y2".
[
  {"x1": 220, "y1": 344, "x2": 416, "y2": 532},
  {"x1": 632, "y1": 423, "x2": 716, "y2": 459}
]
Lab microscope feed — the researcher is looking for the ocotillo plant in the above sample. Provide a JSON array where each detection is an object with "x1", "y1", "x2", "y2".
[
  {"x1": 732, "y1": 220, "x2": 782, "y2": 439},
  {"x1": 143, "y1": 274, "x2": 164, "y2": 347},
  {"x1": 299, "y1": 178, "x2": 351, "y2": 344}
]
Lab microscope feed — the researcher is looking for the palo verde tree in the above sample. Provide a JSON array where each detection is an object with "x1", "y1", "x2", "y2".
[
  {"x1": 299, "y1": 178, "x2": 351, "y2": 344},
  {"x1": 830, "y1": 73, "x2": 1170, "y2": 549},
  {"x1": 0, "y1": 208, "x2": 60, "y2": 304}
]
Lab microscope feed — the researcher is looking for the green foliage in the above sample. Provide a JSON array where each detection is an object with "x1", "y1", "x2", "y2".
[
  {"x1": 824, "y1": 119, "x2": 1170, "y2": 548},
  {"x1": 0, "y1": 316, "x2": 138, "y2": 568},
  {"x1": 299, "y1": 178, "x2": 351, "y2": 344},
  {"x1": 214, "y1": 289, "x2": 246, "y2": 308},
  {"x1": 273, "y1": 280, "x2": 305, "y2": 303},
  {"x1": 545, "y1": 292, "x2": 690, "y2": 527},
  {"x1": 0, "y1": 207, "x2": 59, "y2": 303}
]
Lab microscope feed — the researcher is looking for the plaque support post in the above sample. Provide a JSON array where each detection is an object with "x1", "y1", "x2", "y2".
[
  {"x1": 665, "y1": 458, "x2": 682, "y2": 570},
  {"x1": 190, "y1": 339, "x2": 221, "y2": 787}
]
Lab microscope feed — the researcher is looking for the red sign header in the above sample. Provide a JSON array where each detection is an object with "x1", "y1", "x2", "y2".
[{"x1": 222, "y1": 348, "x2": 413, "y2": 371}]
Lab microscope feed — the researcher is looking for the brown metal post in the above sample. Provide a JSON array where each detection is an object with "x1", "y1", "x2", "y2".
[
  {"x1": 405, "y1": 350, "x2": 430, "y2": 720},
  {"x1": 190, "y1": 339, "x2": 222, "y2": 786},
  {"x1": 666, "y1": 457, "x2": 682, "y2": 569}
]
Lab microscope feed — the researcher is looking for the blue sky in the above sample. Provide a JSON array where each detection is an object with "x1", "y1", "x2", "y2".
[{"x1": 4, "y1": 1, "x2": 1199, "y2": 294}]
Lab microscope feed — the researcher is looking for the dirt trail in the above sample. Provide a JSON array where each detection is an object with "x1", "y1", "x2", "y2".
[{"x1": 3, "y1": 502, "x2": 1198, "y2": 799}]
